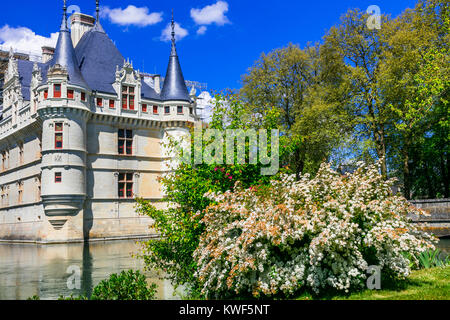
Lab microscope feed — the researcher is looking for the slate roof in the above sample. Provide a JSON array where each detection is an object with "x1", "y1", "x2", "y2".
[
  {"x1": 75, "y1": 25, "x2": 123, "y2": 94},
  {"x1": 48, "y1": 13, "x2": 88, "y2": 89},
  {"x1": 14, "y1": 16, "x2": 176, "y2": 103},
  {"x1": 141, "y1": 78, "x2": 161, "y2": 101},
  {"x1": 160, "y1": 42, "x2": 190, "y2": 102},
  {"x1": 17, "y1": 60, "x2": 48, "y2": 101}
]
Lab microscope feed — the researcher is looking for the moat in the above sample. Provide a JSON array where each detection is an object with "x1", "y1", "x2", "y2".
[
  {"x1": 0, "y1": 240, "x2": 182, "y2": 300},
  {"x1": 0, "y1": 238, "x2": 449, "y2": 300}
]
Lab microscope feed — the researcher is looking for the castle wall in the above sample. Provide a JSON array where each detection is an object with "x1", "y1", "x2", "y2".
[{"x1": 82, "y1": 120, "x2": 164, "y2": 240}]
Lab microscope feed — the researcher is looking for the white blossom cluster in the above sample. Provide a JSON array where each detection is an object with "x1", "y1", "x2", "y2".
[{"x1": 193, "y1": 161, "x2": 437, "y2": 298}]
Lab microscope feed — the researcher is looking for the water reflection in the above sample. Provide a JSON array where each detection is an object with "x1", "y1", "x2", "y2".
[
  {"x1": 0, "y1": 238, "x2": 448, "y2": 300},
  {"x1": 0, "y1": 240, "x2": 180, "y2": 300}
]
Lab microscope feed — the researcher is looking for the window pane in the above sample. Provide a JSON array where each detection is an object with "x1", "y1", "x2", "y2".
[
  {"x1": 118, "y1": 140, "x2": 124, "y2": 154},
  {"x1": 109, "y1": 100, "x2": 115, "y2": 108},
  {"x1": 126, "y1": 173, "x2": 133, "y2": 181},
  {"x1": 119, "y1": 173, "x2": 125, "y2": 181},
  {"x1": 165, "y1": 106, "x2": 170, "y2": 114},
  {"x1": 55, "y1": 123, "x2": 63, "y2": 132},
  {"x1": 55, "y1": 133, "x2": 63, "y2": 149},
  {"x1": 122, "y1": 86, "x2": 128, "y2": 94},
  {"x1": 153, "y1": 106, "x2": 158, "y2": 114},
  {"x1": 129, "y1": 96, "x2": 135, "y2": 110},
  {"x1": 126, "y1": 141, "x2": 132, "y2": 155},
  {"x1": 122, "y1": 94, "x2": 128, "y2": 109},
  {"x1": 67, "y1": 90, "x2": 74, "y2": 99},
  {"x1": 54, "y1": 84, "x2": 61, "y2": 98},
  {"x1": 177, "y1": 106, "x2": 183, "y2": 114},
  {"x1": 118, "y1": 183, "x2": 125, "y2": 198},
  {"x1": 126, "y1": 184, "x2": 133, "y2": 198},
  {"x1": 129, "y1": 87, "x2": 134, "y2": 95},
  {"x1": 126, "y1": 130, "x2": 132, "y2": 139},
  {"x1": 118, "y1": 129, "x2": 125, "y2": 138}
]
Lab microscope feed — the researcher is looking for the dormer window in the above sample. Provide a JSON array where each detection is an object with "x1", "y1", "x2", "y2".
[
  {"x1": 54, "y1": 84, "x2": 61, "y2": 98},
  {"x1": 122, "y1": 86, "x2": 136, "y2": 110}
]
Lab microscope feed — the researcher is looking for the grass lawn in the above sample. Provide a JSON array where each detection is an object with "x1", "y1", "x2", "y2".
[{"x1": 296, "y1": 267, "x2": 450, "y2": 300}]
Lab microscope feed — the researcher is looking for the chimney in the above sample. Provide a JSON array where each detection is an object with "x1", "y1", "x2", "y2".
[
  {"x1": 41, "y1": 46, "x2": 55, "y2": 63},
  {"x1": 70, "y1": 12, "x2": 95, "y2": 47},
  {"x1": 153, "y1": 75, "x2": 161, "y2": 94}
]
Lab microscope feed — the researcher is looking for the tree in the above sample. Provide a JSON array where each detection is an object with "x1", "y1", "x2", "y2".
[
  {"x1": 384, "y1": 0, "x2": 449, "y2": 198},
  {"x1": 241, "y1": 43, "x2": 351, "y2": 177},
  {"x1": 324, "y1": 9, "x2": 394, "y2": 178},
  {"x1": 136, "y1": 93, "x2": 274, "y2": 296}
]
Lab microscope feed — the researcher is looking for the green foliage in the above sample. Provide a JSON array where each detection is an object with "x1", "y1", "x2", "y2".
[
  {"x1": 136, "y1": 93, "x2": 273, "y2": 296},
  {"x1": 241, "y1": 43, "x2": 352, "y2": 177},
  {"x1": 417, "y1": 249, "x2": 450, "y2": 269},
  {"x1": 90, "y1": 270, "x2": 157, "y2": 301},
  {"x1": 58, "y1": 294, "x2": 88, "y2": 300}
]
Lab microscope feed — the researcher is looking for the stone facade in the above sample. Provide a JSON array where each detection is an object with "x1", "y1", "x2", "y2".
[{"x1": 0, "y1": 7, "x2": 197, "y2": 243}]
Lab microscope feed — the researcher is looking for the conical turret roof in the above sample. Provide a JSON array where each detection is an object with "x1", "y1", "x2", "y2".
[
  {"x1": 160, "y1": 13, "x2": 190, "y2": 102},
  {"x1": 49, "y1": 0, "x2": 88, "y2": 88}
]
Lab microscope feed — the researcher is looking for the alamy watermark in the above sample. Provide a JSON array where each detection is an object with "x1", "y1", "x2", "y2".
[
  {"x1": 367, "y1": 5, "x2": 381, "y2": 30},
  {"x1": 366, "y1": 265, "x2": 381, "y2": 290},
  {"x1": 173, "y1": 128, "x2": 280, "y2": 176},
  {"x1": 66, "y1": 265, "x2": 81, "y2": 290}
]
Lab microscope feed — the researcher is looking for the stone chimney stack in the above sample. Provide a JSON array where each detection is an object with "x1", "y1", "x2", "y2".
[
  {"x1": 70, "y1": 12, "x2": 95, "y2": 47},
  {"x1": 153, "y1": 75, "x2": 161, "y2": 94},
  {"x1": 41, "y1": 46, "x2": 55, "y2": 63}
]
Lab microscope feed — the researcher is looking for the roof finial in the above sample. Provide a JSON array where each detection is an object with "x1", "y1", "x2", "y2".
[
  {"x1": 96, "y1": 0, "x2": 100, "y2": 23},
  {"x1": 171, "y1": 9, "x2": 177, "y2": 56},
  {"x1": 61, "y1": 0, "x2": 68, "y2": 30}
]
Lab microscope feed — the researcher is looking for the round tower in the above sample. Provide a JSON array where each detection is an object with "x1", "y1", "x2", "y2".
[
  {"x1": 37, "y1": 1, "x2": 90, "y2": 239},
  {"x1": 160, "y1": 11, "x2": 198, "y2": 174}
]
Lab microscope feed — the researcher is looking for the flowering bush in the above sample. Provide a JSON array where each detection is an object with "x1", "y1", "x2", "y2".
[{"x1": 194, "y1": 161, "x2": 437, "y2": 298}]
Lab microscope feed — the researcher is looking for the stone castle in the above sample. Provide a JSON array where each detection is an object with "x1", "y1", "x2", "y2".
[{"x1": 0, "y1": 2, "x2": 198, "y2": 243}]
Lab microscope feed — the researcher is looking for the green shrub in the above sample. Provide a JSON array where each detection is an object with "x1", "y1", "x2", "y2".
[
  {"x1": 136, "y1": 93, "x2": 275, "y2": 297},
  {"x1": 90, "y1": 270, "x2": 157, "y2": 300},
  {"x1": 417, "y1": 249, "x2": 450, "y2": 269}
]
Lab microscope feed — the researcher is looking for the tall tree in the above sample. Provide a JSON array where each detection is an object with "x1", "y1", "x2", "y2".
[{"x1": 241, "y1": 43, "x2": 351, "y2": 176}]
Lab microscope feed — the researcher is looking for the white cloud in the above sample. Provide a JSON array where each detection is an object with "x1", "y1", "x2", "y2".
[
  {"x1": 160, "y1": 22, "x2": 188, "y2": 42},
  {"x1": 0, "y1": 25, "x2": 58, "y2": 56},
  {"x1": 101, "y1": 5, "x2": 163, "y2": 27},
  {"x1": 191, "y1": 1, "x2": 230, "y2": 26},
  {"x1": 197, "y1": 26, "x2": 207, "y2": 35}
]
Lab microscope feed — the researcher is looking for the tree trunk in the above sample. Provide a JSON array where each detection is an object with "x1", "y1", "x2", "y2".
[
  {"x1": 441, "y1": 151, "x2": 449, "y2": 198},
  {"x1": 402, "y1": 146, "x2": 411, "y2": 200},
  {"x1": 374, "y1": 126, "x2": 388, "y2": 178}
]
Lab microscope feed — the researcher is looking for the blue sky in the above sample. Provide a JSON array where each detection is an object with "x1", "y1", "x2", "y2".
[{"x1": 0, "y1": 0, "x2": 417, "y2": 91}]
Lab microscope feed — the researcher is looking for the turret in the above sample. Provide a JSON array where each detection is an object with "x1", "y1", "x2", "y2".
[
  {"x1": 37, "y1": 0, "x2": 90, "y2": 239},
  {"x1": 160, "y1": 11, "x2": 191, "y2": 103},
  {"x1": 160, "y1": 11, "x2": 196, "y2": 175}
]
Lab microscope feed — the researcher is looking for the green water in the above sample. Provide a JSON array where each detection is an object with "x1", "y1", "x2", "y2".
[
  {"x1": 0, "y1": 238, "x2": 448, "y2": 300},
  {"x1": 0, "y1": 240, "x2": 181, "y2": 300}
]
